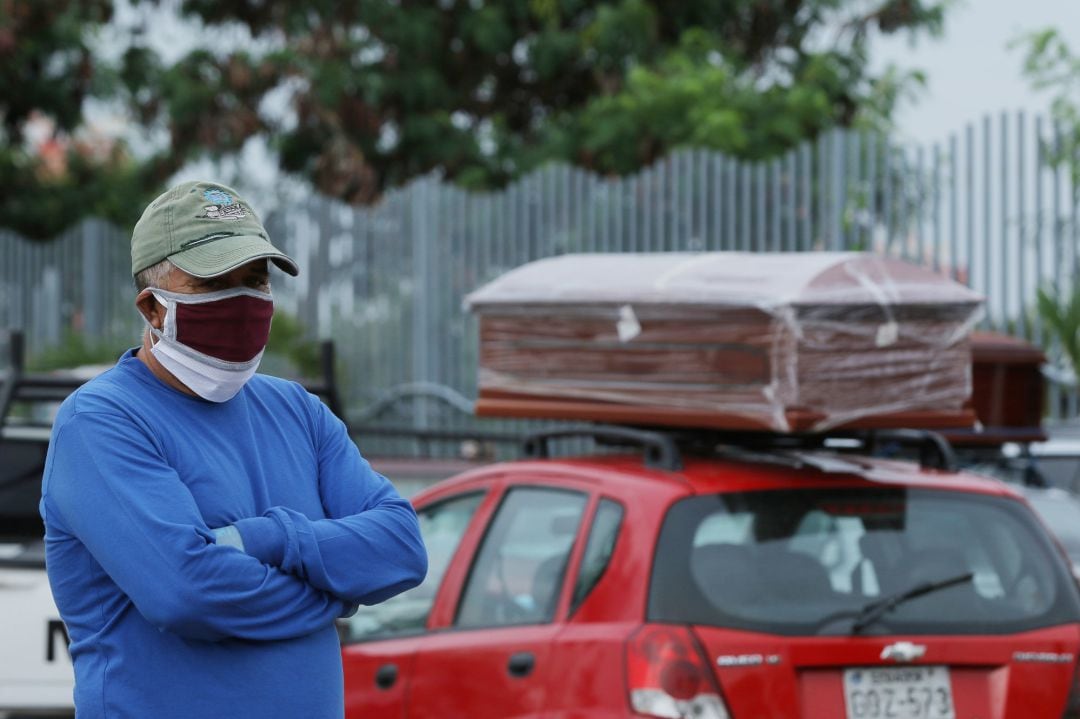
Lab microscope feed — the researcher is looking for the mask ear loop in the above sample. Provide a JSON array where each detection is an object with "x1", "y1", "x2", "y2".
[{"x1": 142, "y1": 290, "x2": 174, "y2": 346}]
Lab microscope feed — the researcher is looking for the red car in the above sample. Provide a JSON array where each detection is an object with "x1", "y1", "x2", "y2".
[{"x1": 341, "y1": 427, "x2": 1080, "y2": 718}]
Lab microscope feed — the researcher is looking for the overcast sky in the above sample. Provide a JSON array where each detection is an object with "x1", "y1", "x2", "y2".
[{"x1": 871, "y1": 0, "x2": 1080, "y2": 145}]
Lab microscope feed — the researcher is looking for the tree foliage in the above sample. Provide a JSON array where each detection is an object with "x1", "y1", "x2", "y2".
[
  {"x1": 1018, "y1": 29, "x2": 1080, "y2": 376},
  {"x1": 2, "y1": 0, "x2": 948, "y2": 239},
  {"x1": 0, "y1": 1, "x2": 176, "y2": 238},
  {"x1": 1016, "y1": 28, "x2": 1080, "y2": 197},
  {"x1": 1037, "y1": 283, "x2": 1080, "y2": 386}
]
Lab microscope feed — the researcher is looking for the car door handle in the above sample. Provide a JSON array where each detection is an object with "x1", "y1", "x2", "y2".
[
  {"x1": 507, "y1": 651, "x2": 535, "y2": 678},
  {"x1": 375, "y1": 663, "x2": 398, "y2": 690}
]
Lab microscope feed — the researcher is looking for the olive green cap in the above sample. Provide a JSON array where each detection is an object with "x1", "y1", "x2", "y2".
[{"x1": 131, "y1": 180, "x2": 299, "y2": 278}]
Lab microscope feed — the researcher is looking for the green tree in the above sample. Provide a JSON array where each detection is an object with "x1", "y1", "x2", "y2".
[
  {"x1": 0, "y1": 1, "x2": 179, "y2": 239},
  {"x1": 145, "y1": 0, "x2": 946, "y2": 194},
  {"x1": 1037, "y1": 284, "x2": 1080, "y2": 386},
  {"x1": 4, "y1": 0, "x2": 947, "y2": 239},
  {"x1": 1016, "y1": 28, "x2": 1080, "y2": 195},
  {"x1": 1018, "y1": 29, "x2": 1080, "y2": 384}
]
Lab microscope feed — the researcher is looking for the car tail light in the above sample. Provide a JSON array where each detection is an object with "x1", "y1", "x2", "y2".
[
  {"x1": 625, "y1": 624, "x2": 731, "y2": 719},
  {"x1": 1063, "y1": 660, "x2": 1080, "y2": 718}
]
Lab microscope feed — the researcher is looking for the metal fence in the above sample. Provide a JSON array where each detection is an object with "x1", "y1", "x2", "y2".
[{"x1": 3, "y1": 111, "x2": 1080, "y2": 455}]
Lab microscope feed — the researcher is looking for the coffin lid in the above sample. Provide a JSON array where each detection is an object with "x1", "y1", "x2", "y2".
[{"x1": 465, "y1": 252, "x2": 983, "y2": 310}]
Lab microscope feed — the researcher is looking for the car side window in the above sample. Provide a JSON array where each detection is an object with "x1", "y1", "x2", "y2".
[
  {"x1": 456, "y1": 487, "x2": 587, "y2": 628},
  {"x1": 341, "y1": 491, "x2": 484, "y2": 642},
  {"x1": 570, "y1": 498, "x2": 624, "y2": 615}
]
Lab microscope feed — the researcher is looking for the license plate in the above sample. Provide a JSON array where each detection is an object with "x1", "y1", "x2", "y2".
[{"x1": 843, "y1": 666, "x2": 955, "y2": 719}]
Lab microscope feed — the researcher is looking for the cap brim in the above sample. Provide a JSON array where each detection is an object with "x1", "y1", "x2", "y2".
[{"x1": 169, "y1": 235, "x2": 299, "y2": 278}]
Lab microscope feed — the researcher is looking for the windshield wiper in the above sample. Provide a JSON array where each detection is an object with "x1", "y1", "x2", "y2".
[{"x1": 850, "y1": 572, "x2": 974, "y2": 635}]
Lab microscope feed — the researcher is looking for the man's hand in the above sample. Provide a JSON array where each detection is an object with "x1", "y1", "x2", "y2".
[{"x1": 212, "y1": 525, "x2": 246, "y2": 552}]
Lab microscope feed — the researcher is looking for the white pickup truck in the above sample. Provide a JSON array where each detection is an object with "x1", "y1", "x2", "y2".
[
  {"x1": 0, "y1": 425, "x2": 75, "y2": 718},
  {"x1": 0, "y1": 342, "x2": 85, "y2": 717},
  {"x1": 0, "y1": 331, "x2": 352, "y2": 718}
]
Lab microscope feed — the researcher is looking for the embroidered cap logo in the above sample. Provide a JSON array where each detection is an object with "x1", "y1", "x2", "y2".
[{"x1": 197, "y1": 188, "x2": 249, "y2": 221}]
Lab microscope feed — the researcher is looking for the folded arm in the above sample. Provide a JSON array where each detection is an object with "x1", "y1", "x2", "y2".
[
  {"x1": 234, "y1": 396, "x2": 427, "y2": 605},
  {"x1": 42, "y1": 411, "x2": 349, "y2": 642}
]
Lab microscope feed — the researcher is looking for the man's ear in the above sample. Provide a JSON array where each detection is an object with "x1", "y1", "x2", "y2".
[{"x1": 135, "y1": 290, "x2": 164, "y2": 331}]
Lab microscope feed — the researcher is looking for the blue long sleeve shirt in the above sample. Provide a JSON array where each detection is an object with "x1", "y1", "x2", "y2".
[{"x1": 40, "y1": 349, "x2": 427, "y2": 719}]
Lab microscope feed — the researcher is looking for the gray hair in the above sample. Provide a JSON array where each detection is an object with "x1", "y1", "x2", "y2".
[{"x1": 134, "y1": 258, "x2": 176, "y2": 293}]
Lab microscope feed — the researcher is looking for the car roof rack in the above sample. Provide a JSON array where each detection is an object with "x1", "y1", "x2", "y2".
[
  {"x1": 523, "y1": 425, "x2": 684, "y2": 472},
  {"x1": 520, "y1": 424, "x2": 957, "y2": 474},
  {"x1": 858, "y1": 428, "x2": 957, "y2": 471},
  {"x1": 0, "y1": 330, "x2": 350, "y2": 432},
  {"x1": 676, "y1": 427, "x2": 957, "y2": 472}
]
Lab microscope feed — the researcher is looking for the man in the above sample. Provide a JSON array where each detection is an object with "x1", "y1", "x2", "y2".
[{"x1": 40, "y1": 180, "x2": 427, "y2": 718}]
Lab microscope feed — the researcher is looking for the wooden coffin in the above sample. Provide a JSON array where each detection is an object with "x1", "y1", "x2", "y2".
[
  {"x1": 941, "y1": 331, "x2": 1047, "y2": 446},
  {"x1": 465, "y1": 252, "x2": 984, "y2": 433}
]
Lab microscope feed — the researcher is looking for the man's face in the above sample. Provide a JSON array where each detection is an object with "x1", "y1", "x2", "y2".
[
  {"x1": 135, "y1": 258, "x2": 272, "y2": 337},
  {"x1": 134, "y1": 258, "x2": 276, "y2": 395}
]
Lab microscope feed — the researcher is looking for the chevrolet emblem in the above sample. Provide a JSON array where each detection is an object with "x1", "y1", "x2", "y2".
[{"x1": 880, "y1": 642, "x2": 927, "y2": 663}]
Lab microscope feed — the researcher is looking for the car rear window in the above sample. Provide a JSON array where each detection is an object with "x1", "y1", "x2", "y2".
[
  {"x1": 570, "y1": 498, "x2": 624, "y2": 615},
  {"x1": 649, "y1": 487, "x2": 1080, "y2": 636}
]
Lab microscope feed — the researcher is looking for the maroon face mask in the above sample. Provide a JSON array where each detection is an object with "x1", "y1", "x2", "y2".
[{"x1": 151, "y1": 287, "x2": 274, "y2": 363}]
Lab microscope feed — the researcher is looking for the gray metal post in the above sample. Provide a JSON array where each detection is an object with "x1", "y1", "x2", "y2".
[
  {"x1": 983, "y1": 115, "x2": 993, "y2": 327},
  {"x1": 82, "y1": 221, "x2": 103, "y2": 338},
  {"x1": 1017, "y1": 111, "x2": 1027, "y2": 338},
  {"x1": 966, "y1": 124, "x2": 975, "y2": 290},
  {"x1": 1000, "y1": 111, "x2": 1010, "y2": 334},
  {"x1": 949, "y1": 134, "x2": 959, "y2": 281}
]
